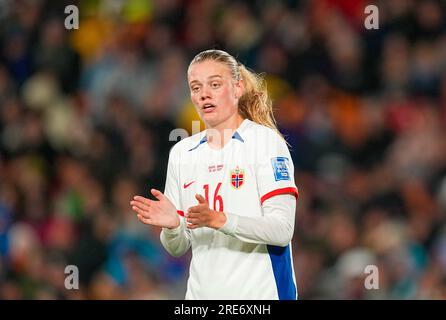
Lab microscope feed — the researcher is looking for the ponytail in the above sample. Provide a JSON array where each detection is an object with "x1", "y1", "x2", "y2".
[{"x1": 237, "y1": 64, "x2": 281, "y2": 136}]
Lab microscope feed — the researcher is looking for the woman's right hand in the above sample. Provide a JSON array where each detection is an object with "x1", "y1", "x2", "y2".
[{"x1": 130, "y1": 189, "x2": 180, "y2": 229}]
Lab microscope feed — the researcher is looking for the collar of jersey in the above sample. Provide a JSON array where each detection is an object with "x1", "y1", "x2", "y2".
[{"x1": 188, "y1": 120, "x2": 247, "y2": 152}]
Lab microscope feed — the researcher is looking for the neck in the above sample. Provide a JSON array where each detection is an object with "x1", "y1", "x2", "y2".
[{"x1": 206, "y1": 114, "x2": 244, "y2": 149}]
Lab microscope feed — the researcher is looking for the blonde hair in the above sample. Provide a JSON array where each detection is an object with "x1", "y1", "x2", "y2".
[{"x1": 189, "y1": 49, "x2": 283, "y2": 138}]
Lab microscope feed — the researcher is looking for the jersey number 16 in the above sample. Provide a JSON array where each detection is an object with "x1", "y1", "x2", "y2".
[{"x1": 203, "y1": 183, "x2": 224, "y2": 212}]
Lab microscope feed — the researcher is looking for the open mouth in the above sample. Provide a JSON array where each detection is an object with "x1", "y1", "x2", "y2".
[{"x1": 202, "y1": 103, "x2": 216, "y2": 112}]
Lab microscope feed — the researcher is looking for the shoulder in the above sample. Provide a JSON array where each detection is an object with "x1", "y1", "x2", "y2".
[{"x1": 243, "y1": 120, "x2": 288, "y2": 151}]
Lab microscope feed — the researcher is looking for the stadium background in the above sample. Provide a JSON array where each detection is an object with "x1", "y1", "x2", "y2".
[{"x1": 1, "y1": 0, "x2": 446, "y2": 299}]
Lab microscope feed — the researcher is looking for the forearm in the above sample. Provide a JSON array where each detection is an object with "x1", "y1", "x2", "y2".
[
  {"x1": 160, "y1": 218, "x2": 191, "y2": 257},
  {"x1": 218, "y1": 194, "x2": 296, "y2": 247}
]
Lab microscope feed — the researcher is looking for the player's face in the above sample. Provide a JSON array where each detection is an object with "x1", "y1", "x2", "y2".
[{"x1": 188, "y1": 60, "x2": 243, "y2": 129}]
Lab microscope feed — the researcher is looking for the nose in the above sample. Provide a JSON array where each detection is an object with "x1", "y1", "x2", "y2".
[{"x1": 200, "y1": 87, "x2": 211, "y2": 101}]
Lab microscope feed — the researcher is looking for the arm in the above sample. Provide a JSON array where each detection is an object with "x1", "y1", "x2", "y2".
[
  {"x1": 185, "y1": 193, "x2": 297, "y2": 247},
  {"x1": 159, "y1": 144, "x2": 191, "y2": 257},
  {"x1": 221, "y1": 130, "x2": 298, "y2": 246},
  {"x1": 160, "y1": 218, "x2": 192, "y2": 257},
  {"x1": 218, "y1": 193, "x2": 296, "y2": 247}
]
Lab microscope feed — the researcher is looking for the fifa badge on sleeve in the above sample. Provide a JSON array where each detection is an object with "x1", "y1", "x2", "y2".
[{"x1": 271, "y1": 157, "x2": 291, "y2": 181}]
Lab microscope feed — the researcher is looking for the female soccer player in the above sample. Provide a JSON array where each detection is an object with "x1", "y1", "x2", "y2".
[{"x1": 130, "y1": 49, "x2": 299, "y2": 300}]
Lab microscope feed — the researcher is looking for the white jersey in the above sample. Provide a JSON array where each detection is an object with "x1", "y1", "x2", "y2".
[{"x1": 161, "y1": 119, "x2": 299, "y2": 299}]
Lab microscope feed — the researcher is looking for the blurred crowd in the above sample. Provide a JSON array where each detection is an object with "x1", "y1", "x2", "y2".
[{"x1": 1, "y1": 0, "x2": 446, "y2": 299}]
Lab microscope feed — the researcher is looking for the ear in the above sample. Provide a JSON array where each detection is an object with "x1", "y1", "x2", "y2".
[{"x1": 234, "y1": 80, "x2": 244, "y2": 99}]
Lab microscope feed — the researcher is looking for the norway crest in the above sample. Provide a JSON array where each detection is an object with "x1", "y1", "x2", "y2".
[{"x1": 230, "y1": 167, "x2": 245, "y2": 189}]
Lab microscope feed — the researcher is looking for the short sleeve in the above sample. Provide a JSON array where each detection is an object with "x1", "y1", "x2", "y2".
[
  {"x1": 255, "y1": 131, "x2": 299, "y2": 205},
  {"x1": 163, "y1": 145, "x2": 183, "y2": 215}
]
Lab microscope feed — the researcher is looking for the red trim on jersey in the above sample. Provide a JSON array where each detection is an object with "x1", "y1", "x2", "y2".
[
  {"x1": 260, "y1": 187, "x2": 299, "y2": 205},
  {"x1": 177, "y1": 210, "x2": 185, "y2": 216}
]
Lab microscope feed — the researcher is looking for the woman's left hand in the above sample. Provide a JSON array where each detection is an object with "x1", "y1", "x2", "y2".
[{"x1": 186, "y1": 194, "x2": 227, "y2": 229}]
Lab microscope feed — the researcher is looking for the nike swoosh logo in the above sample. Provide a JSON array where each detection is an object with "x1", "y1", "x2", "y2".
[{"x1": 183, "y1": 181, "x2": 195, "y2": 189}]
